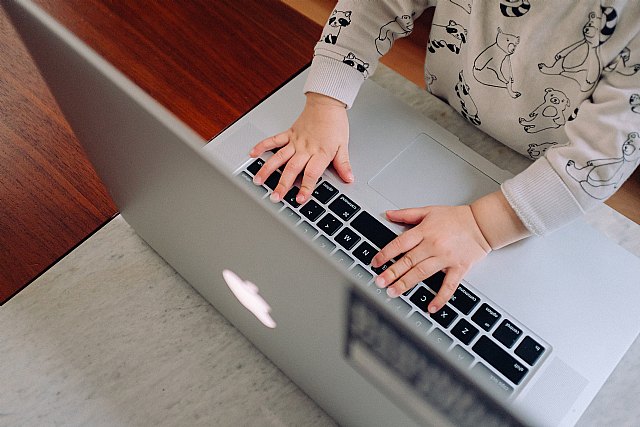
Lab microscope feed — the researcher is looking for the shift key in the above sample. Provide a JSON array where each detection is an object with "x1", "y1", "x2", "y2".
[{"x1": 472, "y1": 336, "x2": 529, "y2": 385}]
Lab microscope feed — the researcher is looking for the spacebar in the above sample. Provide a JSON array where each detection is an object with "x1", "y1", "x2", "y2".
[
  {"x1": 472, "y1": 336, "x2": 529, "y2": 385},
  {"x1": 350, "y1": 211, "x2": 397, "y2": 249}
]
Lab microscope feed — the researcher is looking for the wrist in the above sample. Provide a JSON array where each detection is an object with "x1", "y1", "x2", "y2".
[
  {"x1": 305, "y1": 92, "x2": 346, "y2": 109},
  {"x1": 469, "y1": 191, "x2": 531, "y2": 250}
]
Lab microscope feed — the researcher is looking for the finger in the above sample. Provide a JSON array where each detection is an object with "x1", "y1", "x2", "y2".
[
  {"x1": 428, "y1": 268, "x2": 465, "y2": 313},
  {"x1": 272, "y1": 152, "x2": 310, "y2": 202},
  {"x1": 332, "y1": 145, "x2": 354, "y2": 183},
  {"x1": 376, "y1": 247, "x2": 442, "y2": 296},
  {"x1": 297, "y1": 154, "x2": 331, "y2": 204},
  {"x1": 371, "y1": 229, "x2": 422, "y2": 269},
  {"x1": 386, "y1": 257, "x2": 442, "y2": 298},
  {"x1": 253, "y1": 144, "x2": 294, "y2": 186},
  {"x1": 386, "y1": 207, "x2": 429, "y2": 225},
  {"x1": 250, "y1": 131, "x2": 290, "y2": 157},
  {"x1": 375, "y1": 246, "x2": 426, "y2": 288}
]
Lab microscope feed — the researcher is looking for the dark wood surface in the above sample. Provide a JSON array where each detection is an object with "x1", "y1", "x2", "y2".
[{"x1": 0, "y1": 0, "x2": 320, "y2": 304}]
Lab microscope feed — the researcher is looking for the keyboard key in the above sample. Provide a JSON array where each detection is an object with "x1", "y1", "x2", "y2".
[
  {"x1": 284, "y1": 186, "x2": 301, "y2": 208},
  {"x1": 470, "y1": 363, "x2": 514, "y2": 398},
  {"x1": 386, "y1": 297, "x2": 412, "y2": 317},
  {"x1": 353, "y1": 241, "x2": 377, "y2": 265},
  {"x1": 370, "y1": 287, "x2": 387, "y2": 299},
  {"x1": 296, "y1": 221, "x2": 318, "y2": 239},
  {"x1": 266, "y1": 200, "x2": 284, "y2": 212},
  {"x1": 423, "y1": 271, "x2": 445, "y2": 293},
  {"x1": 313, "y1": 181, "x2": 339, "y2": 204},
  {"x1": 264, "y1": 170, "x2": 281, "y2": 190},
  {"x1": 451, "y1": 318, "x2": 480, "y2": 345},
  {"x1": 426, "y1": 328, "x2": 453, "y2": 352},
  {"x1": 450, "y1": 284, "x2": 479, "y2": 315},
  {"x1": 279, "y1": 207, "x2": 300, "y2": 224},
  {"x1": 237, "y1": 170, "x2": 254, "y2": 185},
  {"x1": 246, "y1": 158, "x2": 265, "y2": 176},
  {"x1": 350, "y1": 211, "x2": 397, "y2": 249},
  {"x1": 350, "y1": 265, "x2": 373, "y2": 284},
  {"x1": 408, "y1": 312, "x2": 432, "y2": 336},
  {"x1": 409, "y1": 286, "x2": 435, "y2": 313},
  {"x1": 328, "y1": 194, "x2": 360, "y2": 221},
  {"x1": 332, "y1": 249, "x2": 354, "y2": 268},
  {"x1": 432, "y1": 305, "x2": 458, "y2": 329},
  {"x1": 313, "y1": 235, "x2": 335, "y2": 254},
  {"x1": 317, "y1": 213, "x2": 342, "y2": 235},
  {"x1": 515, "y1": 336, "x2": 546, "y2": 366},
  {"x1": 450, "y1": 345, "x2": 474, "y2": 368},
  {"x1": 472, "y1": 336, "x2": 529, "y2": 385},
  {"x1": 300, "y1": 200, "x2": 325, "y2": 222},
  {"x1": 492, "y1": 320, "x2": 522, "y2": 349},
  {"x1": 335, "y1": 227, "x2": 360, "y2": 250},
  {"x1": 371, "y1": 261, "x2": 392, "y2": 275},
  {"x1": 237, "y1": 172, "x2": 268, "y2": 197},
  {"x1": 471, "y1": 303, "x2": 501, "y2": 331},
  {"x1": 402, "y1": 287, "x2": 415, "y2": 297}
]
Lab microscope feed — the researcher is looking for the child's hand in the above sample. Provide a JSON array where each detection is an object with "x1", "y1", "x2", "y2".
[
  {"x1": 371, "y1": 205, "x2": 492, "y2": 313},
  {"x1": 371, "y1": 191, "x2": 531, "y2": 313},
  {"x1": 250, "y1": 93, "x2": 353, "y2": 204}
]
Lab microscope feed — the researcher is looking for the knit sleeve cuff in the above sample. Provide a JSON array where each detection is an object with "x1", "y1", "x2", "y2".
[
  {"x1": 303, "y1": 55, "x2": 365, "y2": 109},
  {"x1": 501, "y1": 158, "x2": 585, "y2": 236}
]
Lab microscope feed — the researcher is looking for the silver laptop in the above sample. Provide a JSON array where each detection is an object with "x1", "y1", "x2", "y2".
[{"x1": 7, "y1": 1, "x2": 640, "y2": 426}]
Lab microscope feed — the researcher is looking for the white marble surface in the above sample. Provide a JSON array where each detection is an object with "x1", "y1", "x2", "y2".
[
  {"x1": 0, "y1": 215, "x2": 334, "y2": 427},
  {"x1": 1, "y1": 65, "x2": 639, "y2": 427}
]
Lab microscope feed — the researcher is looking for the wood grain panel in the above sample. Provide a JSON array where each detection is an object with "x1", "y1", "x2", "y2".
[
  {"x1": 0, "y1": 7, "x2": 117, "y2": 302},
  {"x1": 0, "y1": 1, "x2": 320, "y2": 303}
]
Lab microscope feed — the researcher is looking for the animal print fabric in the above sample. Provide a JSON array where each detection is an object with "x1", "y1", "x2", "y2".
[{"x1": 303, "y1": 0, "x2": 640, "y2": 235}]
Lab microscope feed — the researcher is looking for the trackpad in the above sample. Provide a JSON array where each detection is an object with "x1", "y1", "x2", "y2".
[{"x1": 368, "y1": 134, "x2": 499, "y2": 208}]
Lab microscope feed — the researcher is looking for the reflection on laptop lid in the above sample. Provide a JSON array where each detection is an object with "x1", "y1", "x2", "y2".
[{"x1": 7, "y1": 0, "x2": 640, "y2": 426}]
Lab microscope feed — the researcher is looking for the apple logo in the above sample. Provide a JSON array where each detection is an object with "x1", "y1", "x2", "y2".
[{"x1": 222, "y1": 269, "x2": 276, "y2": 329}]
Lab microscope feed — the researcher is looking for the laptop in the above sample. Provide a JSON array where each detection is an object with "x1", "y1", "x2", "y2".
[{"x1": 7, "y1": 1, "x2": 640, "y2": 426}]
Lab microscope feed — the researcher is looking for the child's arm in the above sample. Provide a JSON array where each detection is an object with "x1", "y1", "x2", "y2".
[
  {"x1": 502, "y1": 26, "x2": 640, "y2": 236},
  {"x1": 251, "y1": 0, "x2": 433, "y2": 203},
  {"x1": 372, "y1": 191, "x2": 530, "y2": 313},
  {"x1": 374, "y1": 12, "x2": 640, "y2": 311}
]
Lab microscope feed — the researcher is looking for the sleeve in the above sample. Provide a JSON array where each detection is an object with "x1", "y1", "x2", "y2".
[
  {"x1": 502, "y1": 21, "x2": 640, "y2": 236},
  {"x1": 303, "y1": 0, "x2": 433, "y2": 108}
]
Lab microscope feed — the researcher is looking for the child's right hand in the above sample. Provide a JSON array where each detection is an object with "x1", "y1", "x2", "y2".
[{"x1": 250, "y1": 92, "x2": 353, "y2": 204}]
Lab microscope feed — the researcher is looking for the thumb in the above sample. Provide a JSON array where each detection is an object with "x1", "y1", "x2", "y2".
[
  {"x1": 333, "y1": 145, "x2": 354, "y2": 183},
  {"x1": 386, "y1": 207, "x2": 429, "y2": 225}
]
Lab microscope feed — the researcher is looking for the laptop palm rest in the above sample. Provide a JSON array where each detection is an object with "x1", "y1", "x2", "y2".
[{"x1": 368, "y1": 133, "x2": 499, "y2": 208}]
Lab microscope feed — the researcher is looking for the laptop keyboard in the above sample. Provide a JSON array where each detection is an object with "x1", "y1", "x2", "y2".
[{"x1": 238, "y1": 157, "x2": 548, "y2": 398}]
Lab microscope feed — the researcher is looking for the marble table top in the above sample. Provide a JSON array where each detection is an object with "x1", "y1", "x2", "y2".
[{"x1": 2, "y1": 65, "x2": 639, "y2": 426}]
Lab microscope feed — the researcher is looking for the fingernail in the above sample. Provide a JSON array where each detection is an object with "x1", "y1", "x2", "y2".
[
  {"x1": 347, "y1": 173, "x2": 354, "y2": 182},
  {"x1": 386, "y1": 287, "x2": 399, "y2": 298},
  {"x1": 375, "y1": 277, "x2": 385, "y2": 288},
  {"x1": 296, "y1": 194, "x2": 306, "y2": 204},
  {"x1": 270, "y1": 192, "x2": 281, "y2": 202},
  {"x1": 253, "y1": 176, "x2": 263, "y2": 185},
  {"x1": 428, "y1": 305, "x2": 437, "y2": 314}
]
